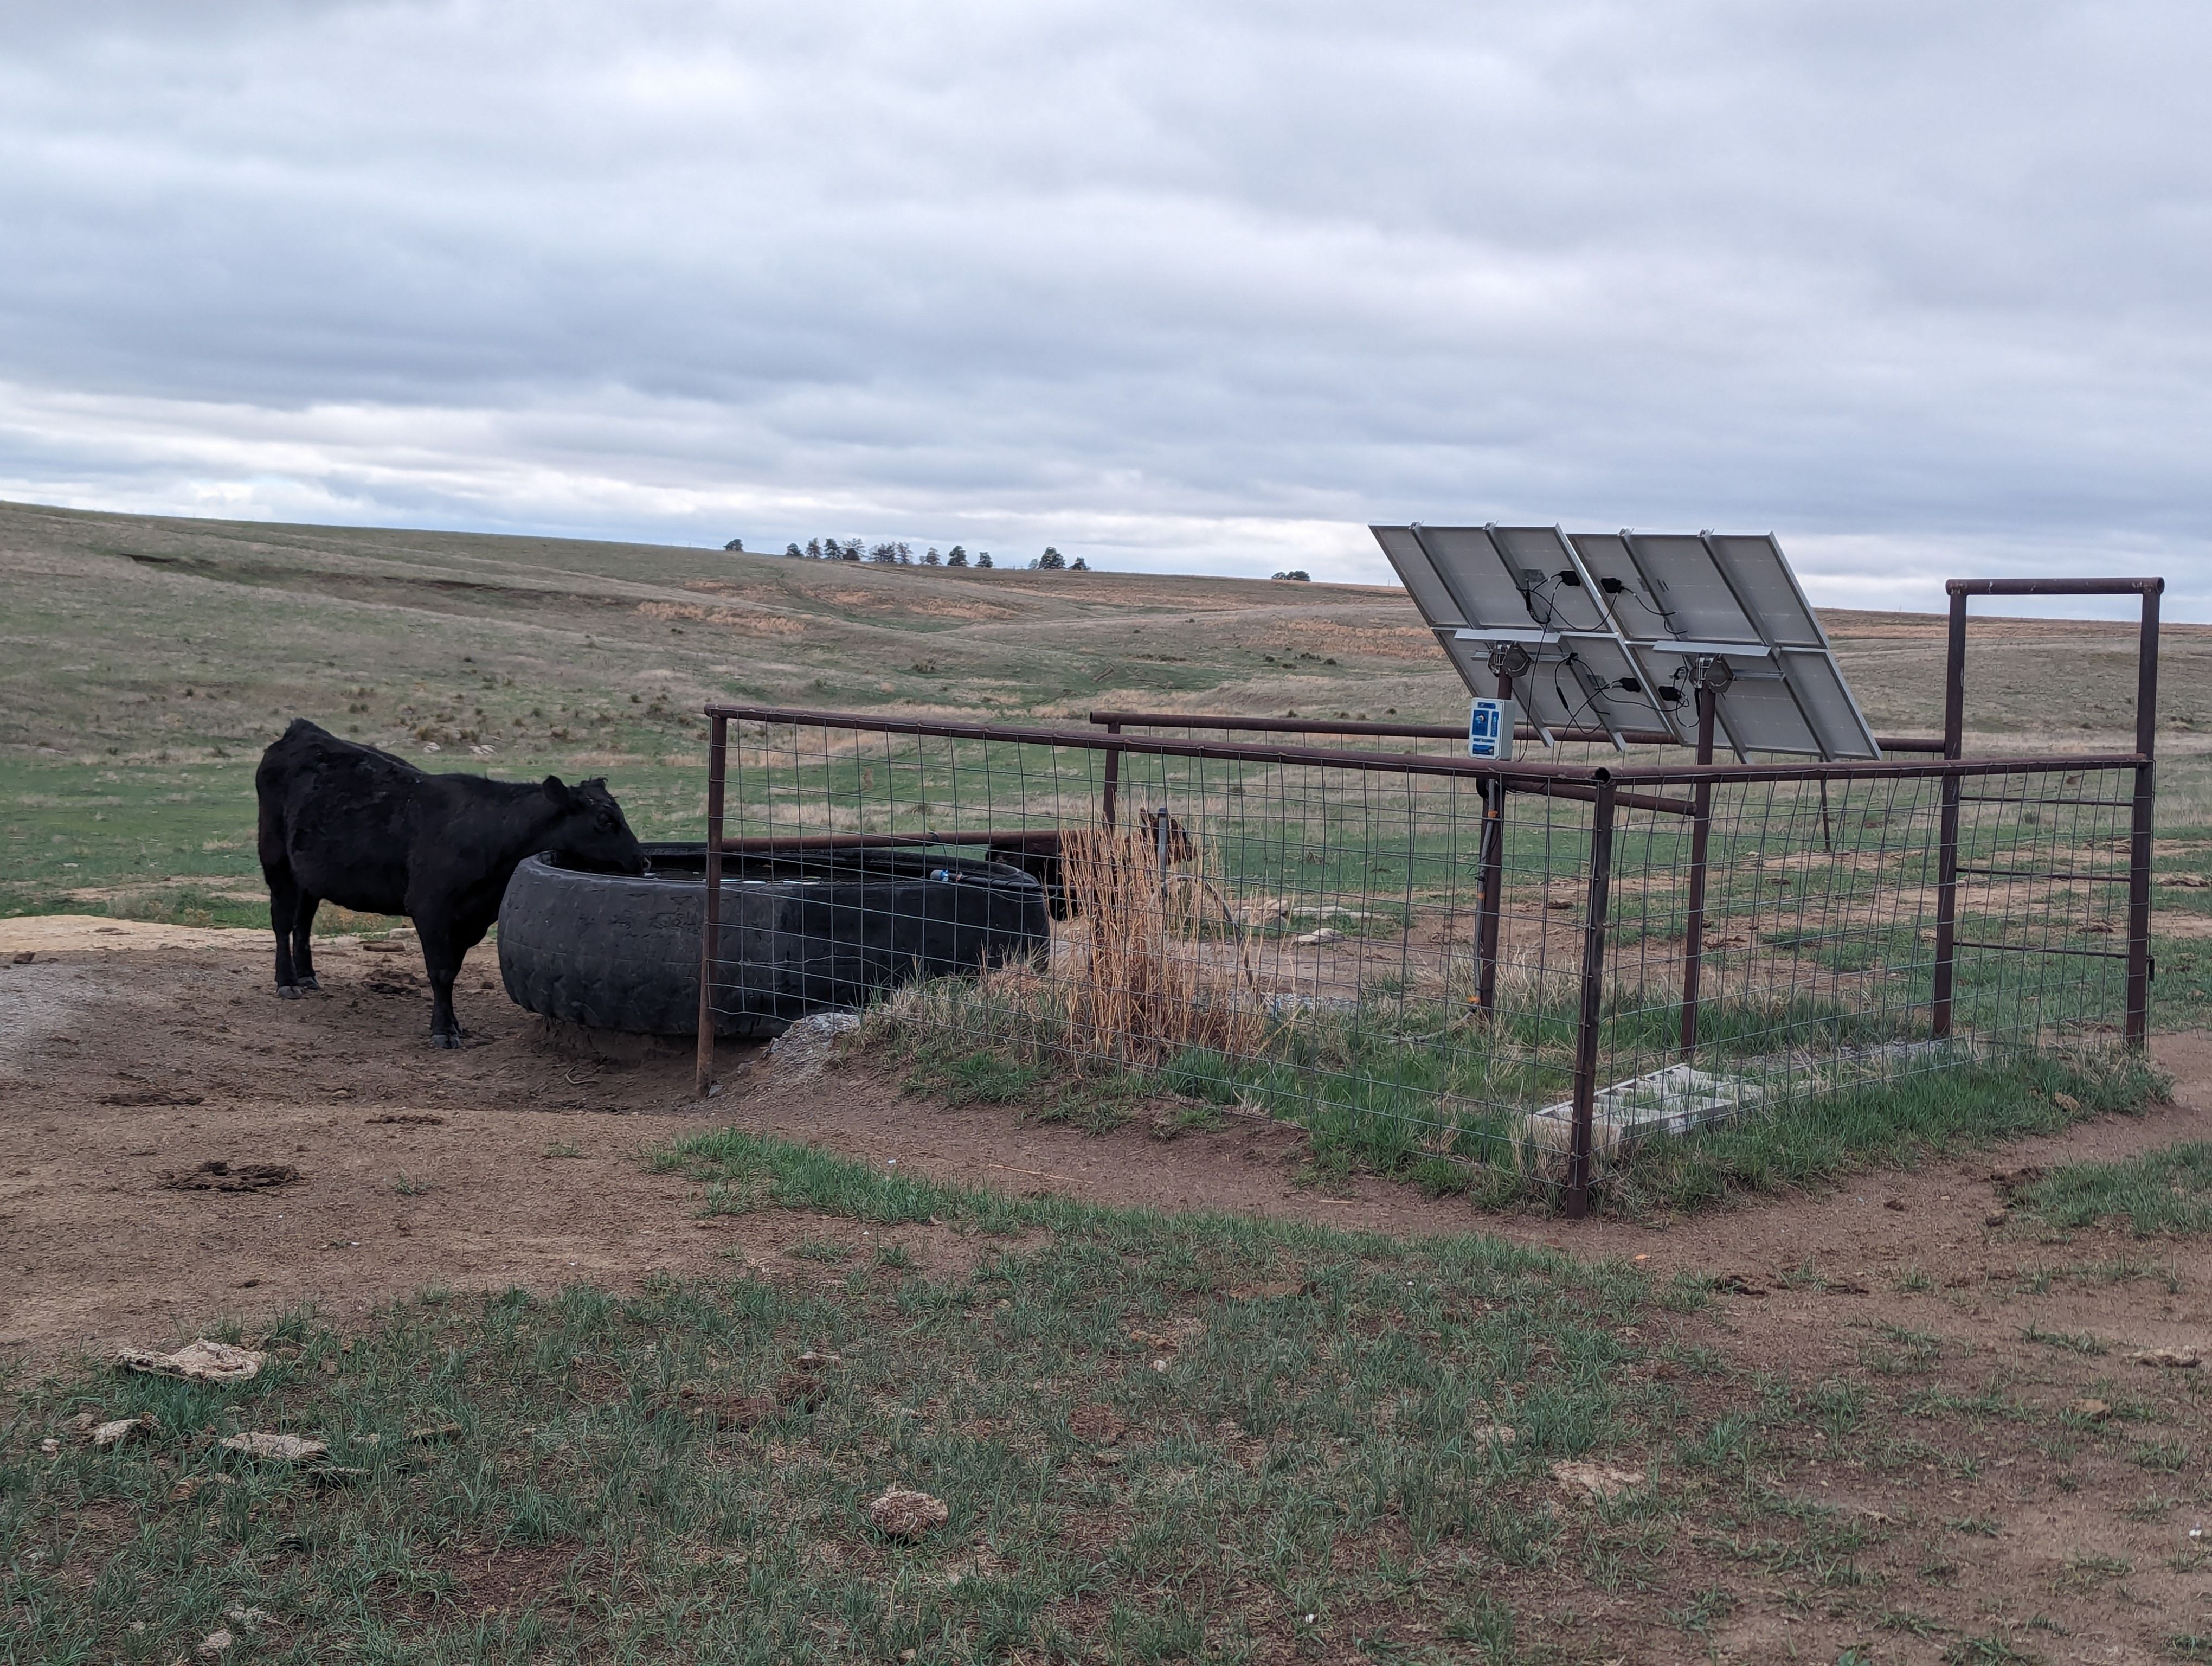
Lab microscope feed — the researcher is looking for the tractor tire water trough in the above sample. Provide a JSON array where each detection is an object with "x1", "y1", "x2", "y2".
[{"x1": 498, "y1": 842, "x2": 1051, "y2": 1040}]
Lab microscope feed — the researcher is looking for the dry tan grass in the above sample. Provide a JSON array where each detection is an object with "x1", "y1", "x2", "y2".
[
  {"x1": 1053, "y1": 827, "x2": 1265, "y2": 1064},
  {"x1": 865, "y1": 829, "x2": 1270, "y2": 1071},
  {"x1": 634, "y1": 600, "x2": 806, "y2": 636}
]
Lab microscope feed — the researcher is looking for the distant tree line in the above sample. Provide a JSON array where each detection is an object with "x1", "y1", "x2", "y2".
[
  {"x1": 770, "y1": 538, "x2": 994, "y2": 568},
  {"x1": 719, "y1": 536, "x2": 1096, "y2": 573}
]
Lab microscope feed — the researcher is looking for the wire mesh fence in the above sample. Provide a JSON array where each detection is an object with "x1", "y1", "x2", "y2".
[{"x1": 695, "y1": 705, "x2": 2150, "y2": 1214}]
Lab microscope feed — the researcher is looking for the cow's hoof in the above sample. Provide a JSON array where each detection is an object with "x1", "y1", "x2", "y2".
[
  {"x1": 429, "y1": 1031, "x2": 461, "y2": 1050},
  {"x1": 299, "y1": 975, "x2": 321, "y2": 991},
  {"x1": 276, "y1": 986, "x2": 303, "y2": 1001}
]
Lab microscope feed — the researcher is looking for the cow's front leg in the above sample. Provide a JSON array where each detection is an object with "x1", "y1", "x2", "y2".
[
  {"x1": 418, "y1": 926, "x2": 466, "y2": 1048},
  {"x1": 267, "y1": 867, "x2": 303, "y2": 996}
]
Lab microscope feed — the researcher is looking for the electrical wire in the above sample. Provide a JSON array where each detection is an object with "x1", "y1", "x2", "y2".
[
  {"x1": 1521, "y1": 571, "x2": 1566, "y2": 628},
  {"x1": 1547, "y1": 653, "x2": 1610, "y2": 736},
  {"x1": 1617, "y1": 585, "x2": 1674, "y2": 627}
]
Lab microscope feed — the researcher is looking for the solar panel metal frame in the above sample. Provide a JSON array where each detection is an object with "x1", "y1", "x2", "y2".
[
  {"x1": 1370, "y1": 522, "x2": 1882, "y2": 761},
  {"x1": 1615, "y1": 530, "x2": 1879, "y2": 760},
  {"x1": 1371, "y1": 523, "x2": 1686, "y2": 749}
]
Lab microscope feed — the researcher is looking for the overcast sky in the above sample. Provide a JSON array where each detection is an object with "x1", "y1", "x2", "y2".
[{"x1": 3, "y1": 1, "x2": 2208, "y2": 615}]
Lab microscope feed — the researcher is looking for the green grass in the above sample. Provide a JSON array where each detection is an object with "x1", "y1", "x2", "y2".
[
  {"x1": 10, "y1": 1131, "x2": 1708, "y2": 1663},
  {"x1": 2006, "y1": 1142, "x2": 2212, "y2": 1236},
  {"x1": 1607, "y1": 1050, "x2": 2160, "y2": 1216},
  {"x1": 0, "y1": 751, "x2": 702, "y2": 931},
  {"x1": 16, "y1": 1122, "x2": 2211, "y2": 1658},
  {"x1": 863, "y1": 970, "x2": 2163, "y2": 1216},
  {"x1": 2020, "y1": 1322, "x2": 2109, "y2": 1356},
  {"x1": 0, "y1": 498, "x2": 1462, "y2": 918},
  {"x1": 651, "y1": 1125, "x2": 1057, "y2": 1233},
  {"x1": 2, "y1": 756, "x2": 271, "y2": 926}
]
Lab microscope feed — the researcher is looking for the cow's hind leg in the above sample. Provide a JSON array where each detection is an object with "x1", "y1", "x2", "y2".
[
  {"x1": 418, "y1": 924, "x2": 465, "y2": 1048},
  {"x1": 291, "y1": 892, "x2": 323, "y2": 991},
  {"x1": 267, "y1": 865, "x2": 304, "y2": 997}
]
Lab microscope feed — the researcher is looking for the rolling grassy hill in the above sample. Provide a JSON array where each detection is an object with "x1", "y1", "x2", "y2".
[{"x1": 6, "y1": 497, "x2": 2208, "y2": 927}]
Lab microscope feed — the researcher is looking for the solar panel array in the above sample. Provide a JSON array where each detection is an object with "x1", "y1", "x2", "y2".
[{"x1": 1368, "y1": 524, "x2": 1881, "y2": 760}]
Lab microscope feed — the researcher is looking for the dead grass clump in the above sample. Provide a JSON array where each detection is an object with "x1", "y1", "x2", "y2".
[
  {"x1": 1056, "y1": 826, "x2": 1264, "y2": 1066},
  {"x1": 866, "y1": 827, "x2": 1269, "y2": 1071}
]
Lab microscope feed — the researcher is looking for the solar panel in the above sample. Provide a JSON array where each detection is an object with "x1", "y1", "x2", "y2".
[
  {"x1": 1509, "y1": 632, "x2": 1675, "y2": 745},
  {"x1": 1367, "y1": 523, "x2": 1689, "y2": 747},
  {"x1": 1369, "y1": 523, "x2": 1881, "y2": 760}
]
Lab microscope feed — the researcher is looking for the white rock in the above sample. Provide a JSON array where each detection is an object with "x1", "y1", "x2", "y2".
[
  {"x1": 767, "y1": 1010, "x2": 861, "y2": 1079},
  {"x1": 92, "y1": 1415, "x2": 156, "y2": 1450},
  {"x1": 1551, "y1": 1458, "x2": 1643, "y2": 1502},
  {"x1": 220, "y1": 1431, "x2": 329, "y2": 1463},
  {"x1": 115, "y1": 1340, "x2": 263, "y2": 1385}
]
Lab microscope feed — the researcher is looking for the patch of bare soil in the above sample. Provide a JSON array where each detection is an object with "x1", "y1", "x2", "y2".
[
  {"x1": 2, "y1": 924, "x2": 2209, "y2": 1329},
  {"x1": 0, "y1": 923, "x2": 1477, "y2": 1363},
  {"x1": 0, "y1": 928, "x2": 1036, "y2": 1359},
  {"x1": 443, "y1": 1541, "x2": 583, "y2": 1616}
]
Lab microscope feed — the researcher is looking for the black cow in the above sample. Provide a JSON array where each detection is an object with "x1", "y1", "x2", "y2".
[{"x1": 255, "y1": 719, "x2": 647, "y2": 1047}]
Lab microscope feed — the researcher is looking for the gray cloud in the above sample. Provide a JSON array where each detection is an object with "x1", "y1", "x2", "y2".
[{"x1": 2, "y1": 0, "x2": 2208, "y2": 614}]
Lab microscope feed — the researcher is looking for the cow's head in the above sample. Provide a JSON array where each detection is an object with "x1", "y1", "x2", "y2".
[{"x1": 542, "y1": 776, "x2": 650, "y2": 874}]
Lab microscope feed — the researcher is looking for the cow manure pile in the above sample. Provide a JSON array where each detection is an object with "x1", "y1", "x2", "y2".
[{"x1": 158, "y1": 1161, "x2": 302, "y2": 1194}]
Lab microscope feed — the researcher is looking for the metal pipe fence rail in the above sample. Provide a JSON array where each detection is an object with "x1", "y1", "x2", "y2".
[
  {"x1": 693, "y1": 703, "x2": 2150, "y2": 1218},
  {"x1": 1085, "y1": 708, "x2": 1954, "y2": 756}
]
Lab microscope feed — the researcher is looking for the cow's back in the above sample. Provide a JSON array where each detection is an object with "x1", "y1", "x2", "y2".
[{"x1": 257, "y1": 721, "x2": 422, "y2": 914}]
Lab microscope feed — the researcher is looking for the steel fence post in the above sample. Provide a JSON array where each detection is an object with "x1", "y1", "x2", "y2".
[
  {"x1": 2126, "y1": 582, "x2": 2163, "y2": 1048},
  {"x1": 696, "y1": 712, "x2": 728, "y2": 1098},
  {"x1": 1475, "y1": 668, "x2": 1514, "y2": 1016},
  {"x1": 1679, "y1": 687, "x2": 1715, "y2": 1060},
  {"x1": 1567, "y1": 777, "x2": 1617, "y2": 1221},
  {"x1": 1102, "y1": 723, "x2": 1122, "y2": 830},
  {"x1": 1931, "y1": 589, "x2": 1969, "y2": 1038},
  {"x1": 1476, "y1": 780, "x2": 1505, "y2": 1015}
]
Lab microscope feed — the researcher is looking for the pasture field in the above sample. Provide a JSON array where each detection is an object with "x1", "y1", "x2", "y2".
[
  {"x1": 10, "y1": 501, "x2": 2212, "y2": 1657},
  {"x1": 8, "y1": 495, "x2": 2212, "y2": 929},
  {"x1": 10, "y1": 1093, "x2": 2212, "y2": 1664}
]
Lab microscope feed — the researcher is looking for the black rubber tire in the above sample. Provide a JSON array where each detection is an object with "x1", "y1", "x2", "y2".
[{"x1": 497, "y1": 842, "x2": 1050, "y2": 1037}]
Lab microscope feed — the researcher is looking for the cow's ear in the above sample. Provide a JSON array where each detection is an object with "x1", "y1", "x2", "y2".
[{"x1": 541, "y1": 775, "x2": 570, "y2": 804}]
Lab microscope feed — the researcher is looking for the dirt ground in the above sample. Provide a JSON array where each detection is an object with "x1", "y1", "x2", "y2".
[
  {"x1": 7, "y1": 918, "x2": 2212, "y2": 1658},
  {"x1": 0, "y1": 919, "x2": 1478, "y2": 1362}
]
